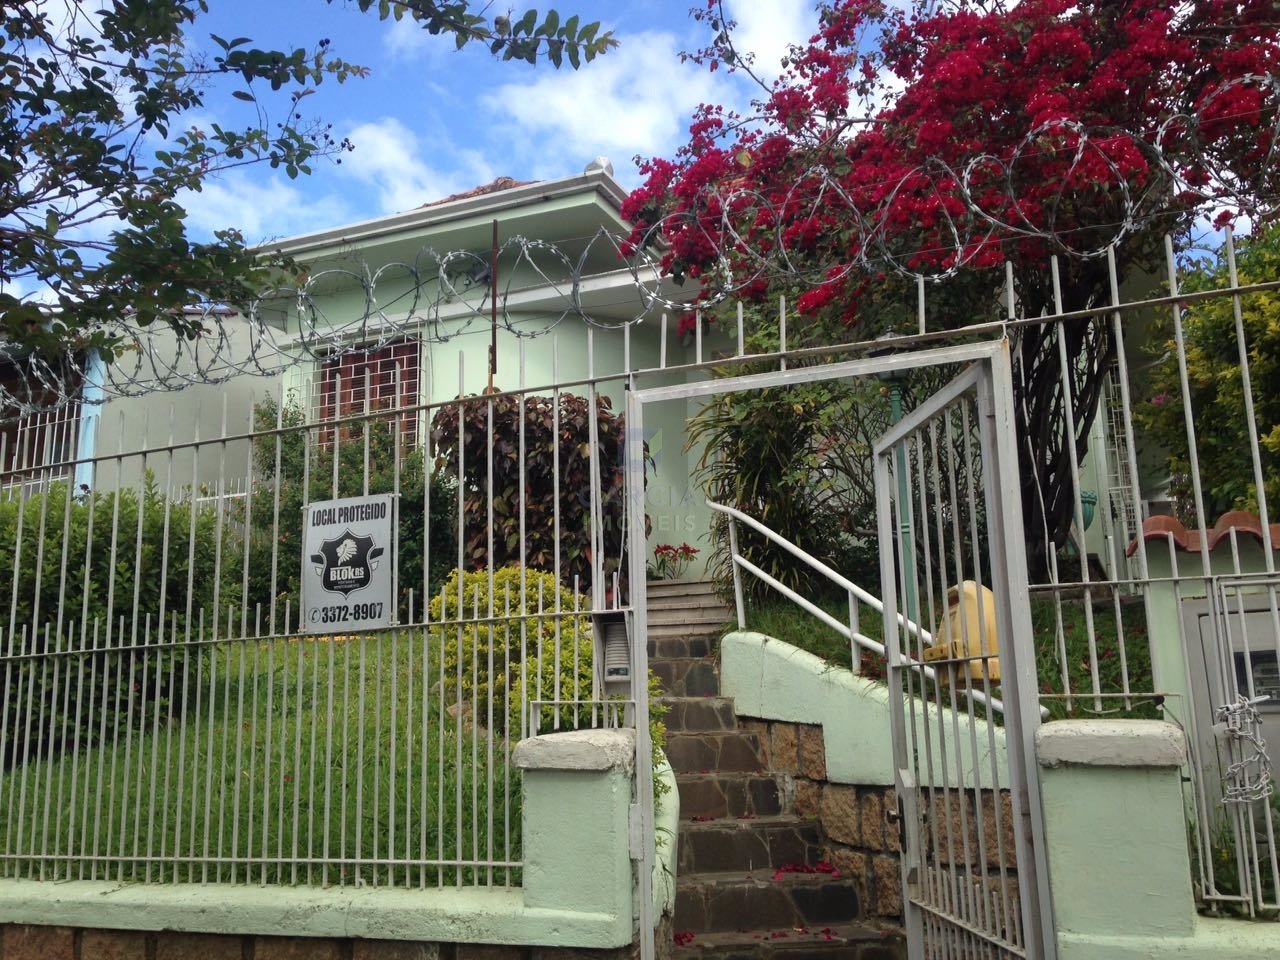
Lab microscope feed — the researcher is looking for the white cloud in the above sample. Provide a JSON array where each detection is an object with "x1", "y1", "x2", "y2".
[
  {"x1": 724, "y1": 0, "x2": 812, "y2": 79},
  {"x1": 0, "y1": 274, "x2": 58, "y2": 305},
  {"x1": 340, "y1": 118, "x2": 493, "y2": 214},
  {"x1": 178, "y1": 172, "x2": 338, "y2": 243},
  {"x1": 33, "y1": 0, "x2": 102, "y2": 44},
  {"x1": 479, "y1": 31, "x2": 722, "y2": 179},
  {"x1": 383, "y1": 13, "x2": 439, "y2": 61}
]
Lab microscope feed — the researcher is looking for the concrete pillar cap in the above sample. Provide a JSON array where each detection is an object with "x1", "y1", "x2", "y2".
[
  {"x1": 1036, "y1": 719, "x2": 1186, "y2": 768},
  {"x1": 513, "y1": 728, "x2": 637, "y2": 772}
]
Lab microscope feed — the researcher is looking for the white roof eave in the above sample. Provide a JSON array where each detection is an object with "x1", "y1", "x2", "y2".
[{"x1": 263, "y1": 170, "x2": 629, "y2": 258}]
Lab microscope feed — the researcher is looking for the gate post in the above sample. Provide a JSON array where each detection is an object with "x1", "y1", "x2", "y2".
[
  {"x1": 985, "y1": 344, "x2": 1058, "y2": 960},
  {"x1": 1035, "y1": 720, "x2": 1194, "y2": 956}
]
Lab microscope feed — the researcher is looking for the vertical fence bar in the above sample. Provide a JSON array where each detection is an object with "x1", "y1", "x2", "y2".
[
  {"x1": 485, "y1": 392, "x2": 496, "y2": 886},
  {"x1": 626, "y1": 389, "x2": 656, "y2": 960},
  {"x1": 587, "y1": 330, "x2": 604, "y2": 610}
]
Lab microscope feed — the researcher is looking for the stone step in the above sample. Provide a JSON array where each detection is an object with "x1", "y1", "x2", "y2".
[
  {"x1": 647, "y1": 579, "x2": 720, "y2": 598},
  {"x1": 666, "y1": 730, "x2": 765, "y2": 774},
  {"x1": 678, "y1": 816, "x2": 821, "y2": 874},
  {"x1": 677, "y1": 772, "x2": 784, "y2": 820},
  {"x1": 675, "y1": 870, "x2": 863, "y2": 934},
  {"x1": 647, "y1": 592, "x2": 732, "y2": 611},
  {"x1": 672, "y1": 923, "x2": 904, "y2": 960},
  {"x1": 648, "y1": 634, "x2": 717, "y2": 661},
  {"x1": 658, "y1": 696, "x2": 737, "y2": 733},
  {"x1": 647, "y1": 621, "x2": 725, "y2": 642},
  {"x1": 653, "y1": 656, "x2": 720, "y2": 697},
  {"x1": 648, "y1": 608, "x2": 731, "y2": 627}
]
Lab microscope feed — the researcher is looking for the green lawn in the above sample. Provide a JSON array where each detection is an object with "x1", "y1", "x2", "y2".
[{"x1": 0, "y1": 631, "x2": 520, "y2": 887}]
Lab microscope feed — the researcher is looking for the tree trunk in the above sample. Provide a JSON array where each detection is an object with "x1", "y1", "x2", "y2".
[{"x1": 1012, "y1": 265, "x2": 1117, "y2": 582}]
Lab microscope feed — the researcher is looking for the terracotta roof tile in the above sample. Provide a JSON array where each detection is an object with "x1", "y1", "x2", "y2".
[
  {"x1": 421, "y1": 176, "x2": 537, "y2": 208},
  {"x1": 1127, "y1": 510, "x2": 1280, "y2": 556}
]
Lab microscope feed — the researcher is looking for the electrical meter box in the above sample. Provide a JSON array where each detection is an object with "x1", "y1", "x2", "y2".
[
  {"x1": 592, "y1": 610, "x2": 632, "y2": 700},
  {"x1": 922, "y1": 581, "x2": 1001, "y2": 687}
]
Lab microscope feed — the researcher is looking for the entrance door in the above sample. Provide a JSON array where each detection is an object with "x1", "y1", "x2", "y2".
[{"x1": 873, "y1": 359, "x2": 1055, "y2": 959}]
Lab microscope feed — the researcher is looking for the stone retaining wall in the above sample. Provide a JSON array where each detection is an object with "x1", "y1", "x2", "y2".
[
  {"x1": 738, "y1": 718, "x2": 903, "y2": 920},
  {"x1": 0, "y1": 926, "x2": 651, "y2": 960}
]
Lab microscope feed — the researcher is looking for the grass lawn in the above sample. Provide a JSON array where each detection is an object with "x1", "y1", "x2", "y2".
[
  {"x1": 0, "y1": 631, "x2": 520, "y2": 887},
  {"x1": 738, "y1": 587, "x2": 1158, "y2": 721}
]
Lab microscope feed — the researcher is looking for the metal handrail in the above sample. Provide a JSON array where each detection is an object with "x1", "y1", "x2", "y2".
[{"x1": 706, "y1": 497, "x2": 1015, "y2": 717}]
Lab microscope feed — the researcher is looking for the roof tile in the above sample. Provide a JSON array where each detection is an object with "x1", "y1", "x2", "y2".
[
  {"x1": 421, "y1": 176, "x2": 537, "y2": 208},
  {"x1": 1128, "y1": 510, "x2": 1280, "y2": 556}
]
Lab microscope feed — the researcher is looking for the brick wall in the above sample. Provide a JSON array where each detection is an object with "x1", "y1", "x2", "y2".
[
  {"x1": 737, "y1": 718, "x2": 904, "y2": 919},
  {"x1": 0, "y1": 927, "x2": 648, "y2": 960}
]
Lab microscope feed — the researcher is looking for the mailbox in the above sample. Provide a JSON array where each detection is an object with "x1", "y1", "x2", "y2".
[{"x1": 922, "y1": 581, "x2": 1001, "y2": 687}]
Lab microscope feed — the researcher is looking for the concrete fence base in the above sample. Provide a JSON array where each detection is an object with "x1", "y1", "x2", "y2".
[
  {"x1": 1038, "y1": 719, "x2": 1277, "y2": 960},
  {"x1": 0, "y1": 729, "x2": 674, "y2": 960}
]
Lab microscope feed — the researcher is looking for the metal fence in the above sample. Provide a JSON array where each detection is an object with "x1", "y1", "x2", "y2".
[
  {"x1": 0, "y1": 403, "x2": 80, "y2": 495},
  {"x1": 0, "y1": 364, "x2": 641, "y2": 889},
  {"x1": 0, "y1": 223, "x2": 1277, "y2": 924},
  {"x1": 1001, "y1": 233, "x2": 1280, "y2": 918}
]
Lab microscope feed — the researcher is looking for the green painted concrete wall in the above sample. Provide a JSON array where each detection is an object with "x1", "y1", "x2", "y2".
[
  {"x1": 720, "y1": 631, "x2": 1006, "y2": 787},
  {"x1": 652, "y1": 753, "x2": 679, "y2": 919},
  {"x1": 1037, "y1": 720, "x2": 1278, "y2": 960}
]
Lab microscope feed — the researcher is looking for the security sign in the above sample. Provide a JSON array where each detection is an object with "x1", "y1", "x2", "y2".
[
  {"x1": 301, "y1": 494, "x2": 394, "y2": 634},
  {"x1": 313, "y1": 530, "x2": 382, "y2": 595}
]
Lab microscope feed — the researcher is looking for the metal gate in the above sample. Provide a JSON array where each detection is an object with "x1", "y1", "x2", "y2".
[{"x1": 873, "y1": 354, "x2": 1055, "y2": 959}]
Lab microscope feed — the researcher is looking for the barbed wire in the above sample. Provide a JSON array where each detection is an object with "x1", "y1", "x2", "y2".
[{"x1": 1, "y1": 74, "x2": 1276, "y2": 417}]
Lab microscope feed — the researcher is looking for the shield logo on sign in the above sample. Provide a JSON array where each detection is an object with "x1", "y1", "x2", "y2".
[{"x1": 311, "y1": 530, "x2": 385, "y2": 597}]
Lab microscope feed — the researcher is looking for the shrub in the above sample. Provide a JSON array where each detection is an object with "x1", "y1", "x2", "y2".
[
  {"x1": 1140, "y1": 224, "x2": 1280, "y2": 522},
  {"x1": 246, "y1": 396, "x2": 457, "y2": 625},
  {"x1": 429, "y1": 392, "x2": 647, "y2": 592},
  {"x1": 431, "y1": 565, "x2": 671, "y2": 810},
  {"x1": 431, "y1": 566, "x2": 594, "y2": 737},
  {"x1": 0, "y1": 476, "x2": 227, "y2": 767},
  {"x1": 687, "y1": 375, "x2": 884, "y2": 599}
]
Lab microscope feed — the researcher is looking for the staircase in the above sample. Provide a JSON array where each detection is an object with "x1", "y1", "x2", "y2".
[{"x1": 647, "y1": 580, "x2": 901, "y2": 959}]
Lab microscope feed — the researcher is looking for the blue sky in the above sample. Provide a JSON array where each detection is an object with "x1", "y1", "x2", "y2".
[{"x1": 180, "y1": 0, "x2": 818, "y2": 245}]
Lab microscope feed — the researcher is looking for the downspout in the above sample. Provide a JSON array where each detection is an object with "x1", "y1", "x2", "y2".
[{"x1": 73, "y1": 352, "x2": 106, "y2": 491}]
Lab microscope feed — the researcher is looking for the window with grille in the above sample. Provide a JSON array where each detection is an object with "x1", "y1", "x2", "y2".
[
  {"x1": 317, "y1": 340, "x2": 421, "y2": 437},
  {"x1": 0, "y1": 364, "x2": 80, "y2": 490}
]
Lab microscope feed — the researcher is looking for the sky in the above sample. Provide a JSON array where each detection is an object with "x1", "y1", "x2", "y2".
[{"x1": 178, "y1": 0, "x2": 819, "y2": 246}]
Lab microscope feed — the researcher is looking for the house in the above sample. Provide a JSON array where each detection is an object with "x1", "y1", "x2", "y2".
[{"x1": 16, "y1": 160, "x2": 713, "y2": 572}]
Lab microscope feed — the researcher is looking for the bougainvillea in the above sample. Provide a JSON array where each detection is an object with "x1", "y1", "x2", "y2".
[{"x1": 625, "y1": 0, "x2": 1279, "y2": 574}]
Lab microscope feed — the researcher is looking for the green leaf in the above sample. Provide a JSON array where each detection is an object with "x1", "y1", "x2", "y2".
[{"x1": 514, "y1": 9, "x2": 538, "y2": 35}]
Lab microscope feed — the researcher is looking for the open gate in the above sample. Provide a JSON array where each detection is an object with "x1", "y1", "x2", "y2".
[
  {"x1": 873, "y1": 354, "x2": 1055, "y2": 959},
  {"x1": 629, "y1": 340, "x2": 1055, "y2": 960}
]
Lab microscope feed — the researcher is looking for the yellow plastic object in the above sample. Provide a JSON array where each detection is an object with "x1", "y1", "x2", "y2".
[{"x1": 922, "y1": 581, "x2": 1001, "y2": 687}]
